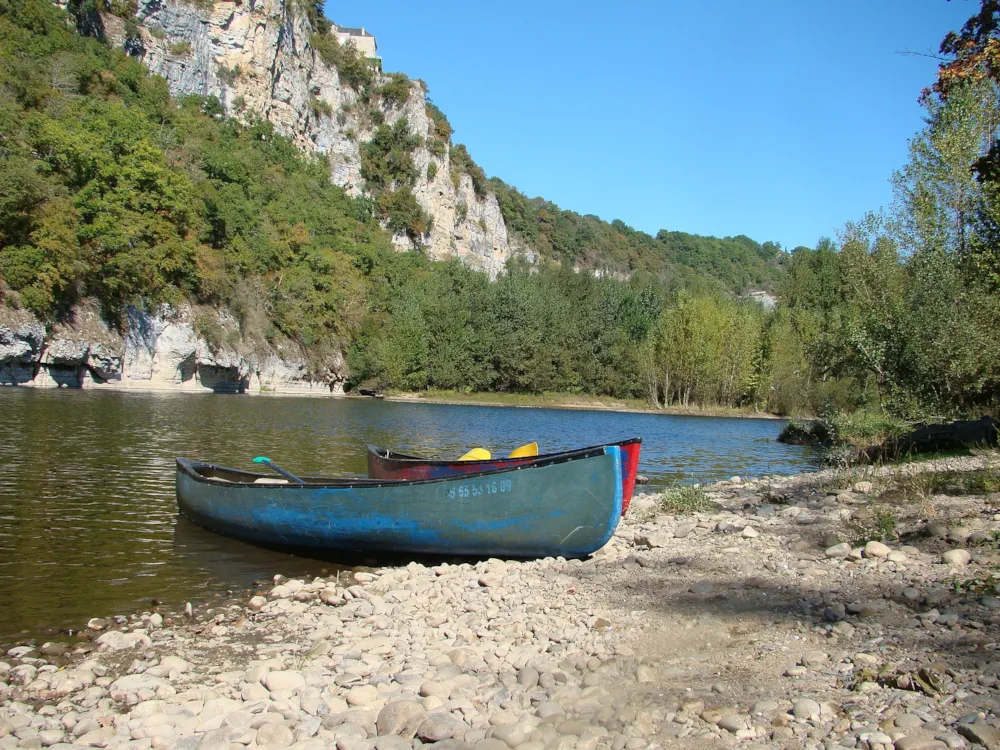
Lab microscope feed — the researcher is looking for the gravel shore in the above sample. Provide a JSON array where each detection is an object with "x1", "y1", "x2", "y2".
[{"x1": 2, "y1": 452, "x2": 999, "y2": 750}]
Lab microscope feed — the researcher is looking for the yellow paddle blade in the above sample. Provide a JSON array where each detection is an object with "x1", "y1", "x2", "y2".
[
  {"x1": 458, "y1": 447, "x2": 491, "y2": 461},
  {"x1": 508, "y1": 442, "x2": 539, "y2": 458}
]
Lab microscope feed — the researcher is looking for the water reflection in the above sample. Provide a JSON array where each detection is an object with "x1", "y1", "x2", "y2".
[{"x1": 0, "y1": 389, "x2": 819, "y2": 641}]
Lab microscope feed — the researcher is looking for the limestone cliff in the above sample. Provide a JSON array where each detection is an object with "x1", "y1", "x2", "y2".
[
  {"x1": 0, "y1": 301, "x2": 342, "y2": 394},
  {"x1": 107, "y1": 0, "x2": 514, "y2": 277}
]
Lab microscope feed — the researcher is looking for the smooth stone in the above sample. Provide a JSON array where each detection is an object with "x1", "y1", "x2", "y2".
[
  {"x1": 791, "y1": 699, "x2": 820, "y2": 721},
  {"x1": 957, "y1": 724, "x2": 1000, "y2": 747},
  {"x1": 262, "y1": 671, "x2": 305, "y2": 693},
  {"x1": 473, "y1": 741, "x2": 509, "y2": 750},
  {"x1": 374, "y1": 738, "x2": 411, "y2": 750},
  {"x1": 801, "y1": 651, "x2": 829, "y2": 667},
  {"x1": 347, "y1": 685, "x2": 380, "y2": 706},
  {"x1": 673, "y1": 523, "x2": 696, "y2": 539},
  {"x1": 376, "y1": 701, "x2": 426, "y2": 739},
  {"x1": 717, "y1": 714, "x2": 748, "y2": 733},
  {"x1": 490, "y1": 724, "x2": 528, "y2": 747},
  {"x1": 416, "y1": 716, "x2": 460, "y2": 742},
  {"x1": 826, "y1": 543, "x2": 852, "y2": 559},
  {"x1": 256, "y1": 723, "x2": 294, "y2": 747},
  {"x1": 516, "y1": 668, "x2": 539, "y2": 690},
  {"x1": 864, "y1": 541, "x2": 891, "y2": 558},
  {"x1": 942, "y1": 549, "x2": 971, "y2": 567},
  {"x1": 893, "y1": 736, "x2": 947, "y2": 750}
]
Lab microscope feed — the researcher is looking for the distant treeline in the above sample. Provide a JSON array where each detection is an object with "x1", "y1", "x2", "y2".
[{"x1": 489, "y1": 179, "x2": 787, "y2": 294}]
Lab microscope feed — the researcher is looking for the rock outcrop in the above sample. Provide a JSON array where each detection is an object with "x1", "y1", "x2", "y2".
[
  {"x1": 0, "y1": 301, "x2": 343, "y2": 395},
  {"x1": 114, "y1": 0, "x2": 515, "y2": 277}
]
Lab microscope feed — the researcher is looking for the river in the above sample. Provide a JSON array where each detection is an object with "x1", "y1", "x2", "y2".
[{"x1": 0, "y1": 388, "x2": 820, "y2": 642}]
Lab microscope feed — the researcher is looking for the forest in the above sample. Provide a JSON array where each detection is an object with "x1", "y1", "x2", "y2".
[{"x1": 1, "y1": 0, "x2": 999, "y2": 427}]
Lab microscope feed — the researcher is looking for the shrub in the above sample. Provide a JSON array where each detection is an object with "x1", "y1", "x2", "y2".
[
  {"x1": 777, "y1": 419, "x2": 833, "y2": 446},
  {"x1": 378, "y1": 72, "x2": 411, "y2": 108},
  {"x1": 450, "y1": 143, "x2": 487, "y2": 197},
  {"x1": 377, "y1": 187, "x2": 432, "y2": 241},
  {"x1": 426, "y1": 137, "x2": 446, "y2": 158},
  {"x1": 147, "y1": 24, "x2": 166, "y2": 39},
  {"x1": 843, "y1": 505, "x2": 898, "y2": 545},
  {"x1": 455, "y1": 201, "x2": 468, "y2": 224},
  {"x1": 168, "y1": 40, "x2": 191, "y2": 56},
  {"x1": 425, "y1": 99, "x2": 453, "y2": 142},
  {"x1": 216, "y1": 64, "x2": 241, "y2": 86},
  {"x1": 426, "y1": 161, "x2": 437, "y2": 181},
  {"x1": 310, "y1": 95, "x2": 333, "y2": 118},
  {"x1": 194, "y1": 312, "x2": 226, "y2": 353},
  {"x1": 361, "y1": 118, "x2": 420, "y2": 191}
]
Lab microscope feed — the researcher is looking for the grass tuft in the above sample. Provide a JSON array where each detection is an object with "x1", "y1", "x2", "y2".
[{"x1": 658, "y1": 485, "x2": 716, "y2": 515}]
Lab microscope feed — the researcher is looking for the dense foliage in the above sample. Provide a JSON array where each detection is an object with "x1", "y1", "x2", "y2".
[
  {"x1": 0, "y1": 0, "x2": 391, "y2": 373},
  {"x1": 488, "y1": 178, "x2": 787, "y2": 294}
]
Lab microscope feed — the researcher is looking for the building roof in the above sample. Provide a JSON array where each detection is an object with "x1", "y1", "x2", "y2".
[{"x1": 334, "y1": 24, "x2": 374, "y2": 37}]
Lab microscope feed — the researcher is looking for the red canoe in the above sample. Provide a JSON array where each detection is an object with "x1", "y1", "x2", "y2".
[{"x1": 366, "y1": 438, "x2": 642, "y2": 514}]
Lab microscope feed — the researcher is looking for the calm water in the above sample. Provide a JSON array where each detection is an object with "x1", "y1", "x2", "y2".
[{"x1": 0, "y1": 389, "x2": 820, "y2": 642}]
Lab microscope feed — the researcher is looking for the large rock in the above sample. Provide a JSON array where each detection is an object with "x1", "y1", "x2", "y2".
[
  {"x1": 0, "y1": 326, "x2": 34, "y2": 364},
  {"x1": 43, "y1": 339, "x2": 90, "y2": 366}
]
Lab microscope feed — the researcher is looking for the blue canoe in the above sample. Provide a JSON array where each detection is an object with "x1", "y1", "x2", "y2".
[{"x1": 175, "y1": 445, "x2": 623, "y2": 558}]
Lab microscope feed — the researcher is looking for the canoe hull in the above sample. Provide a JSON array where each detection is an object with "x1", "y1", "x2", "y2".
[
  {"x1": 176, "y1": 448, "x2": 622, "y2": 558},
  {"x1": 367, "y1": 438, "x2": 642, "y2": 513}
]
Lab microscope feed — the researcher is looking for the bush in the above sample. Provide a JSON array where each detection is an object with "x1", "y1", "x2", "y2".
[
  {"x1": 361, "y1": 118, "x2": 420, "y2": 191},
  {"x1": 310, "y1": 95, "x2": 333, "y2": 118},
  {"x1": 426, "y1": 161, "x2": 437, "y2": 181},
  {"x1": 216, "y1": 64, "x2": 241, "y2": 86},
  {"x1": 377, "y1": 187, "x2": 431, "y2": 240},
  {"x1": 777, "y1": 419, "x2": 833, "y2": 446},
  {"x1": 425, "y1": 99, "x2": 453, "y2": 142},
  {"x1": 449, "y1": 143, "x2": 487, "y2": 197},
  {"x1": 168, "y1": 40, "x2": 191, "y2": 56},
  {"x1": 147, "y1": 24, "x2": 166, "y2": 39},
  {"x1": 378, "y1": 73, "x2": 411, "y2": 108},
  {"x1": 426, "y1": 138, "x2": 446, "y2": 158}
]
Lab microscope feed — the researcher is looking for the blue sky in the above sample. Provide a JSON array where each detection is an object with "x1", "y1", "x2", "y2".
[{"x1": 326, "y1": 1, "x2": 973, "y2": 251}]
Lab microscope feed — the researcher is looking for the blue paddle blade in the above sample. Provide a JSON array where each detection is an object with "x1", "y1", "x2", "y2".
[{"x1": 253, "y1": 456, "x2": 271, "y2": 464}]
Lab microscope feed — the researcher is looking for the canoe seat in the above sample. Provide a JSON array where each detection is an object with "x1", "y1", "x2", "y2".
[{"x1": 254, "y1": 477, "x2": 289, "y2": 485}]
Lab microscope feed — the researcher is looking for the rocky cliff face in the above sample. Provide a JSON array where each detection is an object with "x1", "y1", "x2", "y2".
[
  {"x1": 110, "y1": 0, "x2": 514, "y2": 277},
  {"x1": 0, "y1": 301, "x2": 342, "y2": 394}
]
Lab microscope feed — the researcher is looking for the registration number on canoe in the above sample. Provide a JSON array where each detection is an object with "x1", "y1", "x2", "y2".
[{"x1": 447, "y1": 479, "x2": 512, "y2": 499}]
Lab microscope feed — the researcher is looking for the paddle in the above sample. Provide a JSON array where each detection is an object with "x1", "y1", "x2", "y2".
[
  {"x1": 508, "y1": 442, "x2": 539, "y2": 458},
  {"x1": 458, "y1": 447, "x2": 491, "y2": 461},
  {"x1": 252, "y1": 456, "x2": 307, "y2": 485}
]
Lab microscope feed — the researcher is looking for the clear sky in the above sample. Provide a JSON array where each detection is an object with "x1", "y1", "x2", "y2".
[{"x1": 326, "y1": 1, "x2": 974, "y2": 251}]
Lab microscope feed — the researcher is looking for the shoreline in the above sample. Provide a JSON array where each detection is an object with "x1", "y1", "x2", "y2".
[
  {"x1": 3, "y1": 451, "x2": 999, "y2": 749},
  {"x1": 1, "y1": 381, "x2": 789, "y2": 419},
  {"x1": 382, "y1": 391, "x2": 786, "y2": 420}
]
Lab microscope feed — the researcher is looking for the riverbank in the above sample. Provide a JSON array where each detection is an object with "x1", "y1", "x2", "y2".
[
  {"x1": 2, "y1": 452, "x2": 998, "y2": 749},
  {"x1": 383, "y1": 390, "x2": 784, "y2": 420}
]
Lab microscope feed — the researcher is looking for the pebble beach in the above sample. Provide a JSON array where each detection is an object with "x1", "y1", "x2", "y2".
[{"x1": 2, "y1": 452, "x2": 1000, "y2": 750}]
